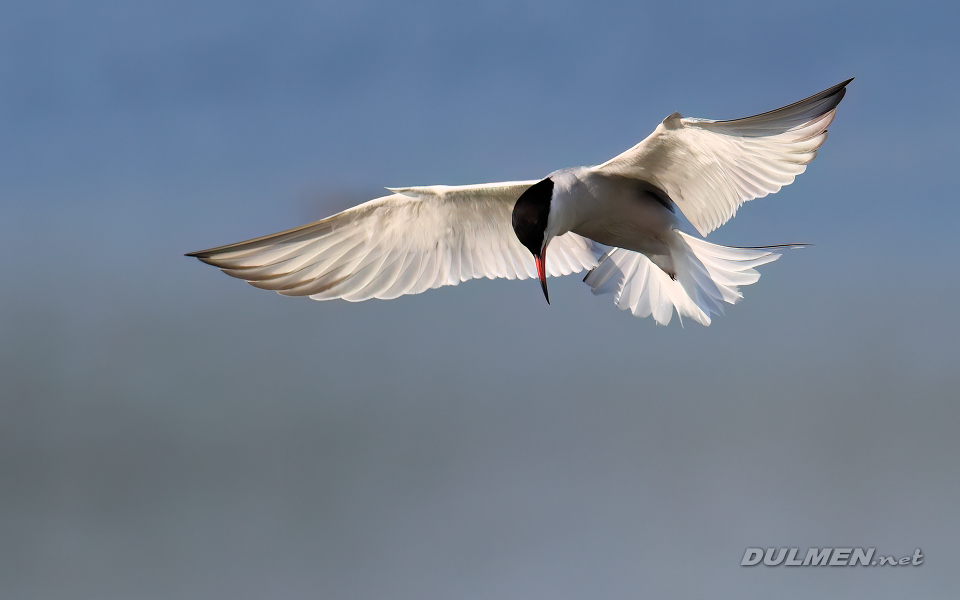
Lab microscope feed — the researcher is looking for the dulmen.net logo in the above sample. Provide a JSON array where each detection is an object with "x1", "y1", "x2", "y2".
[{"x1": 741, "y1": 548, "x2": 923, "y2": 567}]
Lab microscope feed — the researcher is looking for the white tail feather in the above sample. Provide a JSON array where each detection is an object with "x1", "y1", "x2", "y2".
[{"x1": 583, "y1": 231, "x2": 784, "y2": 326}]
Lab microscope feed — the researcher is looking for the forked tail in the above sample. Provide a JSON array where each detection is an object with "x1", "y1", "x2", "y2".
[{"x1": 583, "y1": 231, "x2": 794, "y2": 325}]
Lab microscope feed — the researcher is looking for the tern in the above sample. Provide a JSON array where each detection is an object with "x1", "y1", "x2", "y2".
[{"x1": 188, "y1": 79, "x2": 850, "y2": 325}]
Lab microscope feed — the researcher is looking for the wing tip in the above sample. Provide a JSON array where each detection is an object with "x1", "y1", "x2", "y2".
[
  {"x1": 715, "y1": 77, "x2": 855, "y2": 126},
  {"x1": 187, "y1": 252, "x2": 228, "y2": 267},
  {"x1": 186, "y1": 248, "x2": 221, "y2": 264}
]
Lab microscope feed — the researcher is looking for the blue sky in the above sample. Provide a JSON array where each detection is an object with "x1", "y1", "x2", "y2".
[{"x1": 3, "y1": 1, "x2": 959, "y2": 598}]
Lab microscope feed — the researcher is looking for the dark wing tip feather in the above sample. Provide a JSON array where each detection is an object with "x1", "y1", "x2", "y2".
[
  {"x1": 715, "y1": 78, "x2": 853, "y2": 126},
  {"x1": 733, "y1": 243, "x2": 812, "y2": 250},
  {"x1": 185, "y1": 212, "x2": 344, "y2": 262}
]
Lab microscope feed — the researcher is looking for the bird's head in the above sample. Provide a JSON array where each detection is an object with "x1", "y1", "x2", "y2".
[{"x1": 511, "y1": 177, "x2": 554, "y2": 305}]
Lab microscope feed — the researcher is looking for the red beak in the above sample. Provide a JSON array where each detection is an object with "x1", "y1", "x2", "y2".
[{"x1": 534, "y1": 247, "x2": 549, "y2": 305}]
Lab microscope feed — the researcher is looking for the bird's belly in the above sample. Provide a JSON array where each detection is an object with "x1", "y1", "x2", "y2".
[
  {"x1": 571, "y1": 196, "x2": 677, "y2": 255},
  {"x1": 573, "y1": 223, "x2": 665, "y2": 255}
]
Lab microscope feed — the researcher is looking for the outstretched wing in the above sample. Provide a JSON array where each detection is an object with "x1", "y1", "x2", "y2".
[
  {"x1": 187, "y1": 181, "x2": 603, "y2": 301},
  {"x1": 594, "y1": 79, "x2": 851, "y2": 236}
]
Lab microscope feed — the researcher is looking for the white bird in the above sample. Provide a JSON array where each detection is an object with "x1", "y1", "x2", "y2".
[{"x1": 188, "y1": 79, "x2": 851, "y2": 325}]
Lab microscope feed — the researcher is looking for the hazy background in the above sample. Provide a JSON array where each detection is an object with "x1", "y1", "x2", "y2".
[{"x1": 2, "y1": 1, "x2": 958, "y2": 598}]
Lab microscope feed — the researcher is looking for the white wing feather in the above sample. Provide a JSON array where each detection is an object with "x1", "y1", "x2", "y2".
[
  {"x1": 594, "y1": 79, "x2": 851, "y2": 236},
  {"x1": 188, "y1": 181, "x2": 603, "y2": 301}
]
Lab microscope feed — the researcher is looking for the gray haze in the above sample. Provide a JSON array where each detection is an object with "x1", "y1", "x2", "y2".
[{"x1": 2, "y1": 1, "x2": 959, "y2": 598}]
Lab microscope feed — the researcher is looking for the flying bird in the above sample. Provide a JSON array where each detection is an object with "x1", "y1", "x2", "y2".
[{"x1": 188, "y1": 79, "x2": 851, "y2": 325}]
